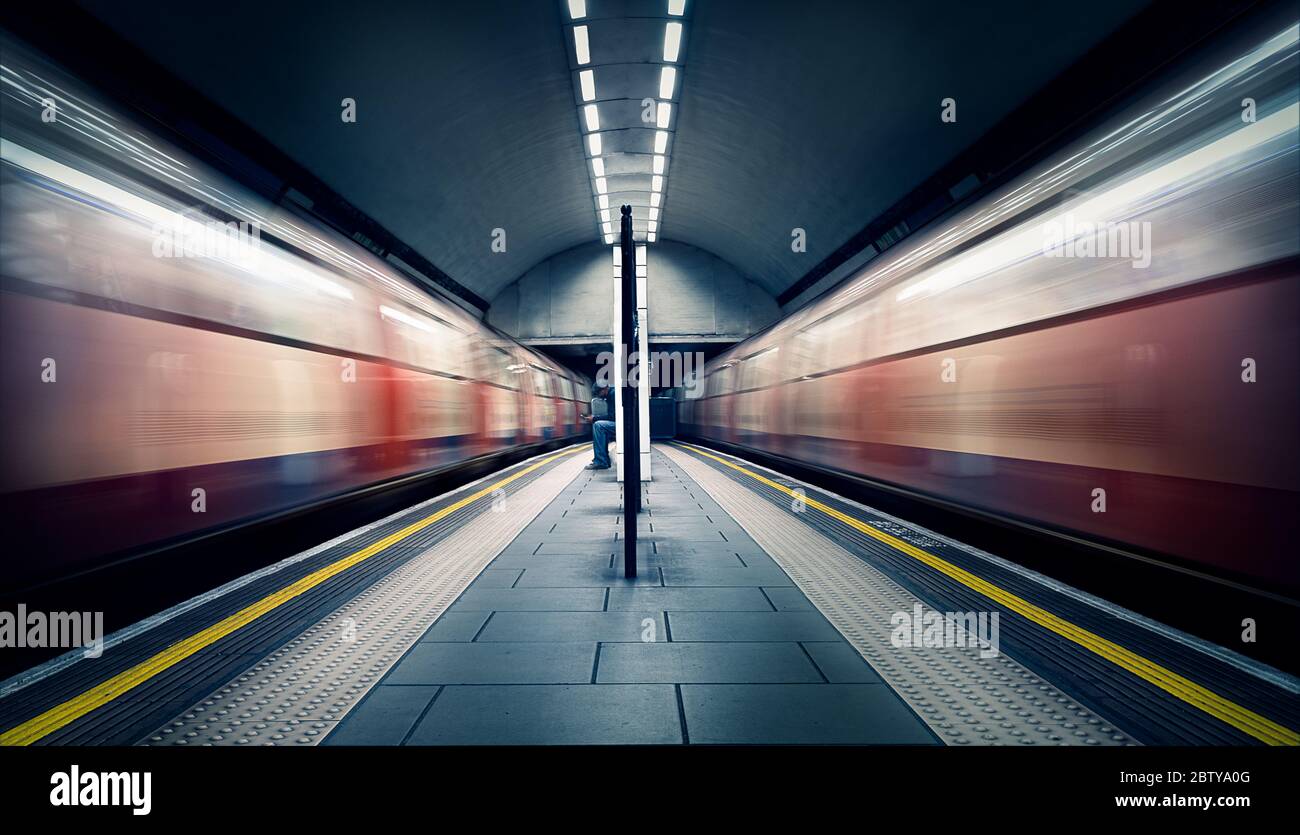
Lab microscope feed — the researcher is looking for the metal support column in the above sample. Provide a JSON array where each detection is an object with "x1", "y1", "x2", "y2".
[{"x1": 619, "y1": 205, "x2": 640, "y2": 578}]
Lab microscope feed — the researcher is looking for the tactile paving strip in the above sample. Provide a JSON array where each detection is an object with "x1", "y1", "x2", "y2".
[
  {"x1": 143, "y1": 453, "x2": 589, "y2": 746},
  {"x1": 659, "y1": 444, "x2": 1134, "y2": 746}
]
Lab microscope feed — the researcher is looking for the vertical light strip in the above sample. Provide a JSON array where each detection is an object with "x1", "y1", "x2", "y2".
[
  {"x1": 574, "y1": 26, "x2": 591, "y2": 64},
  {"x1": 566, "y1": 3, "x2": 688, "y2": 245},
  {"x1": 664, "y1": 22, "x2": 683, "y2": 62},
  {"x1": 649, "y1": 1, "x2": 687, "y2": 243},
  {"x1": 659, "y1": 66, "x2": 677, "y2": 99}
]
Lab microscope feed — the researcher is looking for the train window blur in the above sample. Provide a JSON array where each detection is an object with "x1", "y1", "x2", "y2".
[
  {"x1": 707, "y1": 361, "x2": 738, "y2": 395},
  {"x1": 787, "y1": 329, "x2": 820, "y2": 381},
  {"x1": 791, "y1": 316, "x2": 833, "y2": 377},
  {"x1": 739, "y1": 346, "x2": 780, "y2": 391},
  {"x1": 486, "y1": 347, "x2": 520, "y2": 389},
  {"x1": 530, "y1": 366, "x2": 554, "y2": 398},
  {"x1": 826, "y1": 306, "x2": 871, "y2": 372},
  {"x1": 379, "y1": 302, "x2": 437, "y2": 371},
  {"x1": 428, "y1": 319, "x2": 469, "y2": 378}
]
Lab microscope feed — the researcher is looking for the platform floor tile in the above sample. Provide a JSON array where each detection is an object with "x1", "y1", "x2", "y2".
[
  {"x1": 323, "y1": 686, "x2": 440, "y2": 746},
  {"x1": 406, "y1": 684, "x2": 683, "y2": 745},
  {"x1": 449, "y1": 588, "x2": 607, "y2": 611},
  {"x1": 680, "y1": 684, "x2": 937, "y2": 745},
  {"x1": 384, "y1": 642, "x2": 596, "y2": 685},
  {"x1": 476, "y1": 611, "x2": 666, "y2": 642},
  {"x1": 667, "y1": 610, "x2": 843, "y2": 642},
  {"x1": 605, "y1": 586, "x2": 772, "y2": 611},
  {"x1": 802, "y1": 642, "x2": 885, "y2": 683},
  {"x1": 596, "y1": 642, "x2": 824, "y2": 683}
]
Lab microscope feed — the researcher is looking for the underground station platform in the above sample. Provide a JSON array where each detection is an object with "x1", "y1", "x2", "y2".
[
  {"x1": 2, "y1": 0, "x2": 1298, "y2": 820},
  {"x1": 2, "y1": 443, "x2": 1293, "y2": 749}
]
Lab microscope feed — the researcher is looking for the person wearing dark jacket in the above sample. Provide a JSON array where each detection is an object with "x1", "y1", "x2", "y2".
[{"x1": 582, "y1": 382, "x2": 616, "y2": 470}]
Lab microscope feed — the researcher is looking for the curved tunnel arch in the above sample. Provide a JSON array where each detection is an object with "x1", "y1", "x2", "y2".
[{"x1": 486, "y1": 239, "x2": 780, "y2": 348}]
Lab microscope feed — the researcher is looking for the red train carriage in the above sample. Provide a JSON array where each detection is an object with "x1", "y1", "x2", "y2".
[{"x1": 0, "y1": 37, "x2": 588, "y2": 591}]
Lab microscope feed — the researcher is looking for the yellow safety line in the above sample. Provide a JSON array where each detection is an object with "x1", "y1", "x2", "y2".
[
  {"x1": 674, "y1": 442, "x2": 1299, "y2": 746},
  {"x1": 0, "y1": 446, "x2": 584, "y2": 746}
]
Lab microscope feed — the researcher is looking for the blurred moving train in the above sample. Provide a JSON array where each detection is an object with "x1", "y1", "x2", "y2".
[
  {"x1": 680, "y1": 21, "x2": 1300, "y2": 592},
  {"x1": 0, "y1": 35, "x2": 589, "y2": 591}
]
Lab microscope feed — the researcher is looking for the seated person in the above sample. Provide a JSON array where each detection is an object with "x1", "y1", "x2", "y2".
[{"x1": 582, "y1": 382, "x2": 616, "y2": 470}]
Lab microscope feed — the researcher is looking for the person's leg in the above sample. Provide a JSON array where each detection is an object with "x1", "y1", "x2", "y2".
[{"x1": 591, "y1": 420, "x2": 614, "y2": 468}]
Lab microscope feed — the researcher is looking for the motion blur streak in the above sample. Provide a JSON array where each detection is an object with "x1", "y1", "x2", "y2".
[
  {"x1": 678, "y1": 23, "x2": 1300, "y2": 592},
  {"x1": 0, "y1": 36, "x2": 589, "y2": 591}
]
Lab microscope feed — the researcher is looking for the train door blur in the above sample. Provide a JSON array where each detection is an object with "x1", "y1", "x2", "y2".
[
  {"x1": 924, "y1": 353, "x2": 998, "y2": 478},
  {"x1": 717, "y1": 362, "x2": 738, "y2": 445},
  {"x1": 547, "y1": 369, "x2": 562, "y2": 439},
  {"x1": 467, "y1": 338, "x2": 492, "y2": 456},
  {"x1": 559, "y1": 371, "x2": 574, "y2": 437},
  {"x1": 509, "y1": 349, "x2": 536, "y2": 442},
  {"x1": 374, "y1": 305, "x2": 420, "y2": 476},
  {"x1": 272, "y1": 358, "x2": 330, "y2": 486},
  {"x1": 556, "y1": 375, "x2": 576, "y2": 437},
  {"x1": 528, "y1": 364, "x2": 557, "y2": 440},
  {"x1": 428, "y1": 320, "x2": 474, "y2": 466},
  {"x1": 488, "y1": 345, "x2": 521, "y2": 447},
  {"x1": 761, "y1": 339, "x2": 786, "y2": 458}
]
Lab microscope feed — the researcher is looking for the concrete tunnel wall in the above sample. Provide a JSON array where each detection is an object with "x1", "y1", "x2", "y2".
[{"x1": 486, "y1": 240, "x2": 781, "y2": 345}]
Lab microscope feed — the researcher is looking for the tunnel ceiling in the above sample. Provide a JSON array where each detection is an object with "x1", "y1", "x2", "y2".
[{"x1": 77, "y1": 0, "x2": 1147, "y2": 302}]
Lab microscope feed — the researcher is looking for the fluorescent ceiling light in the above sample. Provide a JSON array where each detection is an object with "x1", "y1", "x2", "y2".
[
  {"x1": 598, "y1": 194, "x2": 609, "y2": 209},
  {"x1": 648, "y1": 232, "x2": 657, "y2": 242},
  {"x1": 603, "y1": 221, "x2": 613, "y2": 234},
  {"x1": 650, "y1": 192, "x2": 661, "y2": 207},
  {"x1": 601, "y1": 208, "x2": 611, "y2": 223},
  {"x1": 656, "y1": 102, "x2": 671, "y2": 128},
  {"x1": 584, "y1": 103, "x2": 600, "y2": 131},
  {"x1": 579, "y1": 69, "x2": 596, "y2": 101},
  {"x1": 659, "y1": 66, "x2": 677, "y2": 99},
  {"x1": 588, "y1": 133, "x2": 602, "y2": 155},
  {"x1": 649, "y1": 207, "x2": 660, "y2": 221},
  {"x1": 651, "y1": 175, "x2": 663, "y2": 192},
  {"x1": 648, "y1": 220, "x2": 658, "y2": 233},
  {"x1": 596, "y1": 176, "x2": 608, "y2": 194},
  {"x1": 668, "y1": 0, "x2": 686, "y2": 15},
  {"x1": 605, "y1": 233, "x2": 616, "y2": 244},
  {"x1": 592, "y1": 157, "x2": 605, "y2": 177},
  {"x1": 654, "y1": 130, "x2": 668, "y2": 153},
  {"x1": 569, "y1": 0, "x2": 587, "y2": 19},
  {"x1": 653, "y1": 154, "x2": 665, "y2": 174},
  {"x1": 664, "y1": 22, "x2": 683, "y2": 62},
  {"x1": 574, "y1": 25, "x2": 591, "y2": 64}
]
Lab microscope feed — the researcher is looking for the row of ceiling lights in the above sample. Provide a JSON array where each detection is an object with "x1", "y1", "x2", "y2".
[{"x1": 567, "y1": 0, "x2": 686, "y2": 244}]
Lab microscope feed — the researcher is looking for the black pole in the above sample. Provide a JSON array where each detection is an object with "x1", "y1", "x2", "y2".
[{"x1": 619, "y1": 205, "x2": 640, "y2": 578}]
